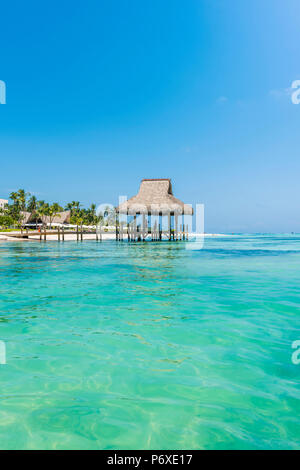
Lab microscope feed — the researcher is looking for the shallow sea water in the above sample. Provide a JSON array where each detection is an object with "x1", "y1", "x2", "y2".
[{"x1": 0, "y1": 235, "x2": 299, "y2": 449}]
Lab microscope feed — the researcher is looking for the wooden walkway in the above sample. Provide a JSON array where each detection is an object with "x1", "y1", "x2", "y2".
[
  {"x1": 4, "y1": 225, "x2": 189, "y2": 242},
  {"x1": 4, "y1": 228, "x2": 101, "y2": 241},
  {"x1": 116, "y1": 224, "x2": 188, "y2": 242}
]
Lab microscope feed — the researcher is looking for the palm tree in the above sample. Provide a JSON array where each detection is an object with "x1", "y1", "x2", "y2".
[
  {"x1": 48, "y1": 203, "x2": 63, "y2": 228},
  {"x1": 65, "y1": 201, "x2": 80, "y2": 214},
  {"x1": 90, "y1": 203, "x2": 96, "y2": 218},
  {"x1": 72, "y1": 212, "x2": 84, "y2": 236},
  {"x1": 27, "y1": 195, "x2": 37, "y2": 213},
  {"x1": 94, "y1": 213, "x2": 103, "y2": 228},
  {"x1": 9, "y1": 189, "x2": 30, "y2": 232},
  {"x1": 27, "y1": 195, "x2": 37, "y2": 227},
  {"x1": 36, "y1": 201, "x2": 49, "y2": 229},
  {"x1": 82, "y1": 203, "x2": 97, "y2": 225},
  {"x1": 18, "y1": 189, "x2": 28, "y2": 211}
]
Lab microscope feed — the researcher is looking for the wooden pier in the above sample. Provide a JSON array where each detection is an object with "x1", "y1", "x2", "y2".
[
  {"x1": 4, "y1": 228, "x2": 101, "y2": 241},
  {"x1": 116, "y1": 223, "x2": 189, "y2": 242},
  {"x1": 3, "y1": 224, "x2": 189, "y2": 242},
  {"x1": 116, "y1": 179, "x2": 193, "y2": 243}
]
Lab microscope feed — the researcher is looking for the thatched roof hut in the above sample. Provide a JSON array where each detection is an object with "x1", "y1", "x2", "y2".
[
  {"x1": 42, "y1": 210, "x2": 71, "y2": 225},
  {"x1": 21, "y1": 210, "x2": 71, "y2": 225},
  {"x1": 117, "y1": 179, "x2": 193, "y2": 215},
  {"x1": 21, "y1": 211, "x2": 32, "y2": 224}
]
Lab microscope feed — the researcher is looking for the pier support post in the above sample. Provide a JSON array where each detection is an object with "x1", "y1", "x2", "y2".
[
  {"x1": 152, "y1": 220, "x2": 157, "y2": 241},
  {"x1": 175, "y1": 215, "x2": 178, "y2": 241},
  {"x1": 168, "y1": 213, "x2": 171, "y2": 241},
  {"x1": 135, "y1": 216, "x2": 137, "y2": 242},
  {"x1": 142, "y1": 215, "x2": 146, "y2": 241}
]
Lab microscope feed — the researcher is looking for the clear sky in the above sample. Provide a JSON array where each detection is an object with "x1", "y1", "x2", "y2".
[{"x1": 1, "y1": 0, "x2": 300, "y2": 232}]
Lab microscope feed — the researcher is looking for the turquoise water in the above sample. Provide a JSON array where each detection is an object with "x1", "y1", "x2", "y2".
[{"x1": 0, "y1": 235, "x2": 299, "y2": 450}]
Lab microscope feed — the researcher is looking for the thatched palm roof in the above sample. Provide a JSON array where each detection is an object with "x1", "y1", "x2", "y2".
[
  {"x1": 21, "y1": 210, "x2": 71, "y2": 225},
  {"x1": 117, "y1": 179, "x2": 193, "y2": 215},
  {"x1": 41, "y1": 210, "x2": 71, "y2": 225},
  {"x1": 20, "y1": 211, "x2": 32, "y2": 224}
]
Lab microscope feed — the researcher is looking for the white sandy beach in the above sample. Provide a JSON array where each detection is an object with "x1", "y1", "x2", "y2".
[
  {"x1": 0, "y1": 232, "x2": 228, "y2": 241},
  {"x1": 0, "y1": 232, "x2": 116, "y2": 241}
]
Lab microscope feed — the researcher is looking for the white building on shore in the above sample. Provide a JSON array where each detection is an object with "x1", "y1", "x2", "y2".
[{"x1": 0, "y1": 199, "x2": 8, "y2": 209}]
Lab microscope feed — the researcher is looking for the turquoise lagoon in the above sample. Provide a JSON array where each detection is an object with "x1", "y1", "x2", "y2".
[{"x1": 0, "y1": 235, "x2": 299, "y2": 449}]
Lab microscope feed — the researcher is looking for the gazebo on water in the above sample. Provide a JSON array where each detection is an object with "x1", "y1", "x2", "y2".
[{"x1": 116, "y1": 178, "x2": 193, "y2": 241}]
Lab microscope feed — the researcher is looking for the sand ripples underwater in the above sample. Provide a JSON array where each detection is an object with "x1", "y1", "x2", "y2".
[{"x1": 0, "y1": 235, "x2": 299, "y2": 449}]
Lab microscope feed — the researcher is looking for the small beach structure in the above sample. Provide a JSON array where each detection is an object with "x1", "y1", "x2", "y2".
[
  {"x1": 116, "y1": 178, "x2": 193, "y2": 241},
  {"x1": 41, "y1": 210, "x2": 71, "y2": 226},
  {"x1": 0, "y1": 199, "x2": 8, "y2": 209},
  {"x1": 22, "y1": 210, "x2": 71, "y2": 226}
]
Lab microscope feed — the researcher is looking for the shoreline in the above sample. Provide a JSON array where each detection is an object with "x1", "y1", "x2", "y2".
[{"x1": 0, "y1": 232, "x2": 228, "y2": 242}]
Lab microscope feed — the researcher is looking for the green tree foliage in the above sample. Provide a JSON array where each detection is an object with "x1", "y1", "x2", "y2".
[
  {"x1": 66, "y1": 201, "x2": 103, "y2": 226},
  {"x1": 27, "y1": 195, "x2": 37, "y2": 214},
  {"x1": 8, "y1": 189, "x2": 30, "y2": 229},
  {"x1": 0, "y1": 191, "x2": 106, "y2": 230}
]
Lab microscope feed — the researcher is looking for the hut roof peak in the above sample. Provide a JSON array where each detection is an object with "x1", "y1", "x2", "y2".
[{"x1": 117, "y1": 179, "x2": 192, "y2": 215}]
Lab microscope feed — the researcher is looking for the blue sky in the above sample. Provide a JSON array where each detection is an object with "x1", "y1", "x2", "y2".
[{"x1": 1, "y1": 0, "x2": 300, "y2": 232}]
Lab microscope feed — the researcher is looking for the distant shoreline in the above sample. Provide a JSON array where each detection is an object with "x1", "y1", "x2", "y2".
[{"x1": 0, "y1": 232, "x2": 228, "y2": 242}]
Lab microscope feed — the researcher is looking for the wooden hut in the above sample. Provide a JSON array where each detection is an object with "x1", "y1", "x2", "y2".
[
  {"x1": 41, "y1": 210, "x2": 71, "y2": 226},
  {"x1": 116, "y1": 179, "x2": 193, "y2": 241},
  {"x1": 21, "y1": 210, "x2": 71, "y2": 226}
]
